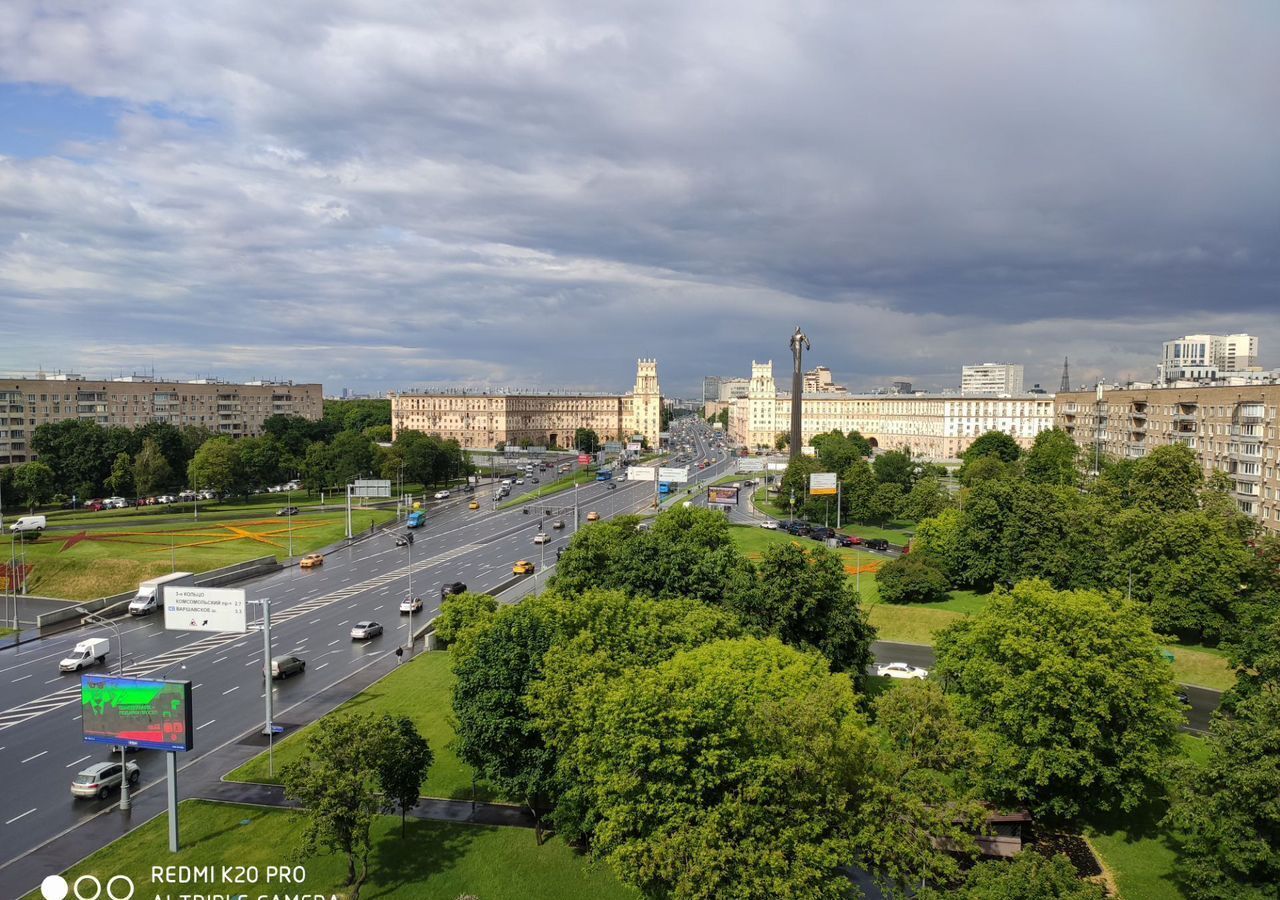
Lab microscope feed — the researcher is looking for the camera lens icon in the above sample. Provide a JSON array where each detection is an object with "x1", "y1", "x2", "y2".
[{"x1": 41, "y1": 874, "x2": 135, "y2": 900}]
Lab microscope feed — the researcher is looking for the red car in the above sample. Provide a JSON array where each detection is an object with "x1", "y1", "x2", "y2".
[
  {"x1": 85, "y1": 500, "x2": 105, "y2": 512},
  {"x1": 836, "y1": 534, "x2": 862, "y2": 548}
]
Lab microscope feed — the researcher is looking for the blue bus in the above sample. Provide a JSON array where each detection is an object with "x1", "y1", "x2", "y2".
[
  {"x1": 658, "y1": 481, "x2": 671, "y2": 495},
  {"x1": 596, "y1": 470, "x2": 613, "y2": 482}
]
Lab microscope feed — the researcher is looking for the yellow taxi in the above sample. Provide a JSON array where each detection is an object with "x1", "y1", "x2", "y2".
[
  {"x1": 513, "y1": 559, "x2": 536, "y2": 575},
  {"x1": 586, "y1": 511, "x2": 600, "y2": 522},
  {"x1": 299, "y1": 553, "x2": 324, "y2": 569},
  {"x1": 468, "y1": 500, "x2": 480, "y2": 510}
]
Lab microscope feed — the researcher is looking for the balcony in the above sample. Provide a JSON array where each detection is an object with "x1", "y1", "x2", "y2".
[
  {"x1": 1171, "y1": 412, "x2": 1198, "y2": 424},
  {"x1": 1126, "y1": 443, "x2": 1147, "y2": 459},
  {"x1": 1230, "y1": 469, "x2": 1261, "y2": 482},
  {"x1": 1229, "y1": 444, "x2": 1262, "y2": 461}
]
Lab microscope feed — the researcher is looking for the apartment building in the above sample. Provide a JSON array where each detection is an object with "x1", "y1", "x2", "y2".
[
  {"x1": 390, "y1": 359, "x2": 663, "y2": 450},
  {"x1": 728, "y1": 361, "x2": 1054, "y2": 459},
  {"x1": 1158, "y1": 333, "x2": 1259, "y2": 383},
  {"x1": 961, "y1": 363, "x2": 1025, "y2": 395},
  {"x1": 1057, "y1": 384, "x2": 1280, "y2": 532},
  {"x1": 0, "y1": 375, "x2": 322, "y2": 466},
  {"x1": 802, "y1": 365, "x2": 847, "y2": 393}
]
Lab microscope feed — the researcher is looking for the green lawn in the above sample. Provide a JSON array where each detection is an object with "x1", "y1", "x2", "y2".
[
  {"x1": 22, "y1": 800, "x2": 637, "y2": 900},
  {"x1": 228, "y1": 649, "x2": 498, "y2": 802},
  {"x1": 497, "y1": 468, "x2": 600, "y2": 510},
  {"x1": 3, "y1": 508, "x2": 396, "y2": 600}
]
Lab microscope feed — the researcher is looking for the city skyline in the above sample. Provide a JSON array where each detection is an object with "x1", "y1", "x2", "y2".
[{"x1": 2, "y1": 3, "x2": 1276, "y2": 398}]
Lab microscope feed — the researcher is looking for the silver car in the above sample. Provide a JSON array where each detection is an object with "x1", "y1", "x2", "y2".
[
  {"x1": 71, "y1": 760, "x2": 140, "y2": 799},
  {"x1": 350, "y1": 620, "x2": 383, "y2": 640}
]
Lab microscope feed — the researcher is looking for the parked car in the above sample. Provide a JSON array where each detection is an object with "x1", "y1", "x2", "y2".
[
  {"x1": 533, "y1": 531, "x2": 549, "y2": 544},
  {"x1": 513, "y1": 559, "x2": 535, "y2": 575},
  {"x1": 863, "y1": 538, "x2": 890, "y2": 551},
  {"x1": 299, "y1": 553, "x2": 324, "y2": 568},
  {"x1": 809, "y1": 527, "x2": 834, "y2": 541},
  {"x1": 758, "y1": 520, "x2": 778, "y2": 529},
  {"x1": 269, "y1": 654, "x2": 306, "y2": 678},
  {"x1": 875, "y1": 662, "x2": 928, "y2": 680},
  {"x1": 71, "y1": 761, "x2": 141, "y2": 799},
  {"x1": 836, "y1": 534, "x2": 861, "y2": 547},
  {"x1": 433, "y1": 490, "x2": 451, "y2": 499},
  {"x1": 350, "y1": 621, "x2": 383, "y2": 640},
  {"x1": 586, "y1": 511, "x2": 600, "y2": 522},
  {"x1": 400, "y1": 596, "x2": 423, "y2": 614},
  {"x1": 276, "y1": 506, "x2": 300, "y2": 516},
  {"x1": 440, "y1": 581, "x2": 467, "y2": 598}
]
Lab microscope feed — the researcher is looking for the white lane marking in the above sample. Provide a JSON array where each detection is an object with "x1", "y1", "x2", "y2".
[
  {"x1": 5, "y1": 808, "x2": 36, "y2": 825},
  {"x1": 66, "y1": 754, "x2": 93, "y2": 768},
  {"x1": 212, "y1": 656, "x2": 228, "y2": 664},
  {"x1": 245, "y1": 660, "x2": 256, "y2": 666},
  {"x1": 230, "y1": 643, "x2": 246, "y2": 649},
  {"x1": 72, "y1": 715, "x2": 81, "y2": 721},
  {"x1": 296, "y1": 637, "x2": 309, "y2": 643},
  {"x1": 308, "y1": 618, "x2": 321, "y2": 625},
  {"x1": 197, "y1": 719, "x2": 216, "y2": 730},
  {"x1": 327, "y1": 640, "x2": 340, "y2": 646},
  {"x1": 222, "y1": 686, "x2": 240, "y2": 695},
  {"x1": 193, "y1": 683, "x2": 203, "y2": 689},
  {"x1": 21, "y1": 750, "x2": 48, "y2": 763},
  {"x1": 316, "y1": 663, "x2": 329, "y2": 670},
  {"x1": 12, "y1": 675, "x2": 32, "y2": 683},
  {"x1": 43, "y1": 677, "x2": 62, "y2": 684},
  {"x1": 348, "y1": 603, "x2": 359, "y2": 609}
]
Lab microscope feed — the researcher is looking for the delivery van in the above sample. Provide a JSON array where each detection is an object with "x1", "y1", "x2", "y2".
[
  {"x1": 128, "y1": 572, "x2": 195, "y2": 615},
  {"x1": 60, "y1": 638, "x2": 110, "y2": 672},
  {"x1": 9, "y1": 515, "x2": 46, "y2": 534}
]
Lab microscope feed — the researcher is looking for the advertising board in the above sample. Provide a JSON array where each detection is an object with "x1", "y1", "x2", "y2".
[
  {"x1": 81, "y1": 675, "x2": 194, "y2": 752},
  {"x1": 352, "y1": 478, "x2": 392, "y2": 498},
  {"x1": 577, "y1": 454, "x2": 591, "y2": 464},
  {"x1": 809, "y1": 472, "x2": 838, "y2": 496},
  {"x1": 626, "y1": 442, "x2": 642, "y2": 452},
  {"x1": 164, "y1": 586, "x2": 248, "y2": 633},
  {"x1": 707, "y1": 485, "x2": 740, "y2": 505}
]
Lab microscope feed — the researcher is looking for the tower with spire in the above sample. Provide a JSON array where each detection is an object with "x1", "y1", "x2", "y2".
[{"x1": 1059, "y1": 357, "x2": 1071, "y2": 393}]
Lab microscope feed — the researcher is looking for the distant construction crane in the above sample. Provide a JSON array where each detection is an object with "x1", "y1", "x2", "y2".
[{"x1": 1059, "y1": 357, "x2": 1071, "y2": 393}]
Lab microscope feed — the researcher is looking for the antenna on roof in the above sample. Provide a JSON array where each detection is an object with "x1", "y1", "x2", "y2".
[{"x1": 1059, "y1": 357, "x2": 1071, "y2": 393}]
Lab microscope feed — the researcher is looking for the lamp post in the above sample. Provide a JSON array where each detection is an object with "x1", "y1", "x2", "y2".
[
  {"x1": 287, "y1": 489, "x2": 294, "y2": 559},
  {"x1": 389, "y1": 532, "x2": 414, "y2": 657},
  {"x1": 76, "y1": 608, "x2": 131, "y2": 812}
]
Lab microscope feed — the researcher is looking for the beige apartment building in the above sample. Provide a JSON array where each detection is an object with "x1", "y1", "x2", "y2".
[
  {"x1": 0, "y1": 375, "x2": 322, "y2": 466},
  {"x1": 1057, "y1": 384, "x2": 1280, "y2": 532},
  {"x1": 728, "y1": 361, "x2": 1054, "y2": 459},
  {"x1": 390, "y1": 359, "x2": 663, "y2": 450}
]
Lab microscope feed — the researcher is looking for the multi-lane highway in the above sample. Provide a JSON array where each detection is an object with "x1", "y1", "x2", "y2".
[{"x1": 0, "y1": 440, "x2": 740, "y2": 882}]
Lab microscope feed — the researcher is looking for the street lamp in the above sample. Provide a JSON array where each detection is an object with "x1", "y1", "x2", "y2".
[
  {"x1": 388, "y1": 531, "x2": 415, "y2": 657},
  {"x1": 76, "y1": 608, "x2": 131, "y2": 812},
  {"x1": 287, "y1": 488, "x2": 294, "y2": 559}
]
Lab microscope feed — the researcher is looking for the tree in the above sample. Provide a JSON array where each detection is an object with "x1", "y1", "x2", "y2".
[
  {"x1": 934, "y1": 580, "x2": 1183, "y2": 821},
  {"x1": 740, "y1": 542, "x2": 876, "y2": 673},
  {"x1": 871, "y1": 679, "x2": 972, "y2": 773},
  {"x1": 298, "y1": 441, "x2": 334, "y2": 493},
  {"x1": 238, "y1": 435, "x2": 286, "y2": 489},
  {"x1": 876, "y1": 555, "x2": 951, "y2": 604},
  {"x1": 899, "y1": 474, "x2": 951, "y2": 522},
  {"x1": 911, "y1": 506, "x2": 964, "y2": 583},
  {"x1": 872, "y1": 449, "x2": 916, "y2": 490},
  {"x1": 959, "y1": 454, "x2": 1013, "y2": 487},
  {"x1": 433, "y1": 591, "x2": 497, "y2": 649},
  {"x1": 574, "y1": 428, "x2": 600, "y2": 454},
  {"x1": 372, "y1": 714, "x2": 435, "y2": 838},
  {"x1": 961, "y1": 430, "x2": 1022, "y2": 464},
  {"x1": 1165, "y1": 689, "x2": 1280, "y2": 898},
  {"x1": 584, "y1": 637, "x2": 881, "y2": 899},
  {"x1": 920, "y1": 851, "x2": 1105, "y2": 900},
  {"x1": 1128, "y1": 443, "x2": 1201, "y2": 514},
  {"x1": 1023, "y1": 428, "x2": 1081, "y2": 487},
  {"x1": 13, "y1": 461, "x2": 56, "y2": 512},
  {"x1": 30, "y1": 419, "x2": 105, "y2": 497},
  {"x1": 187, "y1": 437, "x2": 246, "y2": 497},
  {"x1": 811, "y1": 429, "x2": 865, "y2": 474},
  {"x1": 328, "y1": 430, "x2": 376, "y2": 486},
  {"x1": 840, "y1": 458, "x2": 878, "y2": 524},
  {"x1": 451, "y1": 598, "x2": 559, "y2": 839},
  {"x1": 282, "y1": 715, "x2": 383, "y2": 898},
  {"x1": 105, "y1": 451, "x2": 134, "y2": 498},
  {"x1": 867, "y1": 481, "x2": 904, "y2": 524},
  {"x1": 774, "y1": 431, "x2": 789, "y2": 451},
  {"x1": 846, "y1": 430, "x2": 873, "y2": 458},
  {"x1": 132, "y1": 437, "x2": 173, "y2": 496}
]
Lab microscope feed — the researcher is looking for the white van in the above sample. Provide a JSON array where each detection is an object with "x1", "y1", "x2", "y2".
[
  {"x1": 9, "y1": 515, "x2": 46, "y2": 534},
  {"x1": 128, "y1": 572, "x2": 195, "y2": 615},
  {"x1": 60, "y1": 638, "x2": 110, "y2": 672}
]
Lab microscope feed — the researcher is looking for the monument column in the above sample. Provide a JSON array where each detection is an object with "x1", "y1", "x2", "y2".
[{"x1": 789, "y1": 326, "x2": 810, "y2": 460}]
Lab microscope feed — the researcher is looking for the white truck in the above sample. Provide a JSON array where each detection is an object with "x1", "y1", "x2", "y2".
[
  {"x1": 59, "y1": 638, "x2": 110, "y2": 672},
  {"x1": 128, "y1": 571, "x2": 195, "y2": 615},
  {"x1": 8, "y1": 515, "x2": 46, "y2": 534}
]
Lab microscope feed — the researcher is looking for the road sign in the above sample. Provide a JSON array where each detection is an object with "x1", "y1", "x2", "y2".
[
  {"x1": 164, "y1": 586, "x2": 248, "y2": 633},
  {"x1": 809, "y1": 473, "x2": 837, "y2": 495},
  {"x1": 737, "y1": 458, "x2": 765, "y2": 472},
  {"x1": 626, "y1": 442, "x2": 641, "y2": 452},
  {"x1": 604, "y1": 442, "x2": 623, "y2": 452},
  {"x1": 628, "y1": 466, "x2": 657, "y2": 481},
  {"x1": 81, "y1": 676, "x2": 194, "y2": 752},
  {"x1": 658, "y1": 466, "x2": 689, "y2": 483},
  {"x1": 352, "y1": 479, "x2": 392, "y2": 498}
]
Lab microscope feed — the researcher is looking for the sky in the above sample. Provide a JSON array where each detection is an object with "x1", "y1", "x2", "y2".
[{"x1": 1, "y1": 1, "x2": 1277, "y2": 398}]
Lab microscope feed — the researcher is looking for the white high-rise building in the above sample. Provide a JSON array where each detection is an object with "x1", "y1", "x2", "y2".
[
  {"x1": 961, "y1": 363, "x2": 1024, "y2": 395},
  {"x1": 1158, "y1": 333, "x2": 1259, "y2": 383}
]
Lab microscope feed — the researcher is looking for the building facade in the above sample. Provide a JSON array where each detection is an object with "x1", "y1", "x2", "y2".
[
  {"x1": 0, "y1": 375, "x2": 322, "y2": 466},
  {"x1": 390, "y1": 359, "x2": 663, "y2": 450},
  {"x1": 1056, "y1": 384, "x2": 1280, "y2": 532},
  {"x1": 728, "y1": 361, "x2": 1054, "y2": 459},
  {"x1": 1158, "y1": 333, "x2": 1259, "y2": 383},
  {"x1": 802, "y1": 365, "x2": 846, "y2": 393},
  {"x1": 961, "y1": 363, "x2": 1025, "y2": 395}
]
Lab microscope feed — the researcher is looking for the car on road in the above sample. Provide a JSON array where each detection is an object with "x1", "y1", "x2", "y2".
[
  {"x1": 395, "y1": 536, "x2": 410, "y2": 547},
  {"x1": 515, "y1": 478, "x2": 525, "y2": 485},
  {"x1": 513, "y1": 559, "x2": 535, "y2": 575},
  {"x1": 533, "y1": 531, "x2": 549, "y2": 544},
  {"x1": 71, "y1": 761, "x2": 141, "y2": 799},
  {"x1": 463, "y1": 484, "x2": 474, "y2": 493},
  {"x1": 59, "y1": 638, "x2": 111, "y2": 673},
  {"x1": 809, "y1": 527, "x2": 834, "y2": 541},
  {"x1": 863, "y1": 538, "x2": 890, "y2": 551},
  {"x1": 586, "y1": 511, "x2": 600, "y2": 522},
  {"x1": 433, "y1": 490, "x2": 451, "y2": 499},
  {"x1": 531, "y1": 477, "x2": 539, "y2": 483},
  {"x1": 440, "y1": 581, "x2": 467, "y2": 598},
  {"x1": 606, "y1": 482, "x2": 616, "y2": 490},
  {"x1": 501, "y1": 479, "x2": 512, "y2": 485},
  {"x1": 300, "y1": 553, "x2": 324, "y2": 568},
  {"x1": 400, "y1": 596, "x2": 423, "y2": 614},
  {"x1": 759, "y1": 520, "x2": 778, "y2": 529},
  {"x1": 350, "y1": 620, "x2": 384, "y2": 640},
  {"x1": 469, "y1": 500, "x2": 480, "y2": 510},
  {"x1": 270, "y1": 654, "x2": 306, "y2": 678},
  {"x1": 551, "y1": 519, "x2": 566, "y2": 530},
  {"x1": 276, "y1": 506, "x2": 300, "y2": 516},
  {"x1": 875, "y1": 662, "x2": 928, "y2": 680},
  {"x1": 1175, "y1": 689, "x2": 1191, "y2": 706}
]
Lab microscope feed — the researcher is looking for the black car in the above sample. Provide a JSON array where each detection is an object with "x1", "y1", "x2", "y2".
[
  {"x1": 463, "y1": 484, "x2": 475, "y2": 493},
  {"x1": 440, "y1": 581, "x2": 467, "y2": 599},
  {"x1": 809, "y1": 527, "x2": 834, "y2": 541},
  {"x1": 606, "y1": 482, "x2": 616, "y2": 490},
  {"x1": 863, "y1": 538, "x2": 890, "y2": 551},
  {"x1": 835, "y1": 534, "x2": 858, "y2": 548}
]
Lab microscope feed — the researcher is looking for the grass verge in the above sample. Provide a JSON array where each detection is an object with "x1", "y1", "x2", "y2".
[
  {"x1": 227, "y1": 650, "x2": 496, "y2": 802},
  {"x1": 497, "y1": 469, "x2": 600, "y2": 510},
  {"x1": 22, "y1": 800, "x2": 636, "y2": 900}
]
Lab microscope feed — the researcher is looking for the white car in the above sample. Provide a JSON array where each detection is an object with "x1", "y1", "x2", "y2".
[
  {"x1": 434, "y1": 490, "x2": 451, "y2": 500},
  {"x1": 533, "y1": 532, "x2": 549, "y2": 544},
  {"x1": 759, "y1": 520, "x2": 778, "y2": 529},
  {"x1": 501, "y1": 479, "x2": 512, "y2": 486},
  {"x1": 875, "y1": 662, "x2": 929, "y2": 680},
  {"x1": 515, "y1": 478, "x2": 525, "y2": 485},
  {"x1": 400, "y1": 596, "x2": 423, "y2": 614}
]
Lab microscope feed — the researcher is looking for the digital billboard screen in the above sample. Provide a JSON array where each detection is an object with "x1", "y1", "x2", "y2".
[
  {"x1": 81, "y1": 675, "x2": 194, "y2": 752},
  {"x1": 707, "y1": 486, "x2": 740, "y2": 505}
]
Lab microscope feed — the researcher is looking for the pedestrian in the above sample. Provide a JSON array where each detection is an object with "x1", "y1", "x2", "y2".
[{"x1": 395, "y1": 646, "x2": 404, "y2": 665}]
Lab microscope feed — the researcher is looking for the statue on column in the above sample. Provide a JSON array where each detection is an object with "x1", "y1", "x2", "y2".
[
  {"x1": 790, "y1": 326, "x2": 810, "y2": 373},
  {"x1": 788, "y1": 326, "x2": 809, "y2": 460}
]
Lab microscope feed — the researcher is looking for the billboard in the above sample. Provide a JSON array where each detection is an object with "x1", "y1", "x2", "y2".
[
  {"x1": 81, "y1": 676, "x2": 194, "y2": 752},
  {"x1": 809, "y1": 473, "x2": 838, "y2": 496},
  {"x1": 164, "y1": 586, "x2": 248, "y2": 633},
  {"x1": 604, "y1": 442, "x2": 623, "y2": 453},
  {"x1": 628, "y1": 466, "x2": 657, "y2": 481},
  {"x1": 577, "y1": 454, "x2": 591, "y2": 464},
  {"x1": 352, "y1": 478, "x2": 392, "y2": 498},
  {"x1": 707, "y1": 486, "x2": 740, "y2": 505},
  {"x1": 658, "y1": 466, "x2": 690, "y2": 483},
  {"x1": 626, "y1": 442, "x2": 641, "y2": 452}
]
